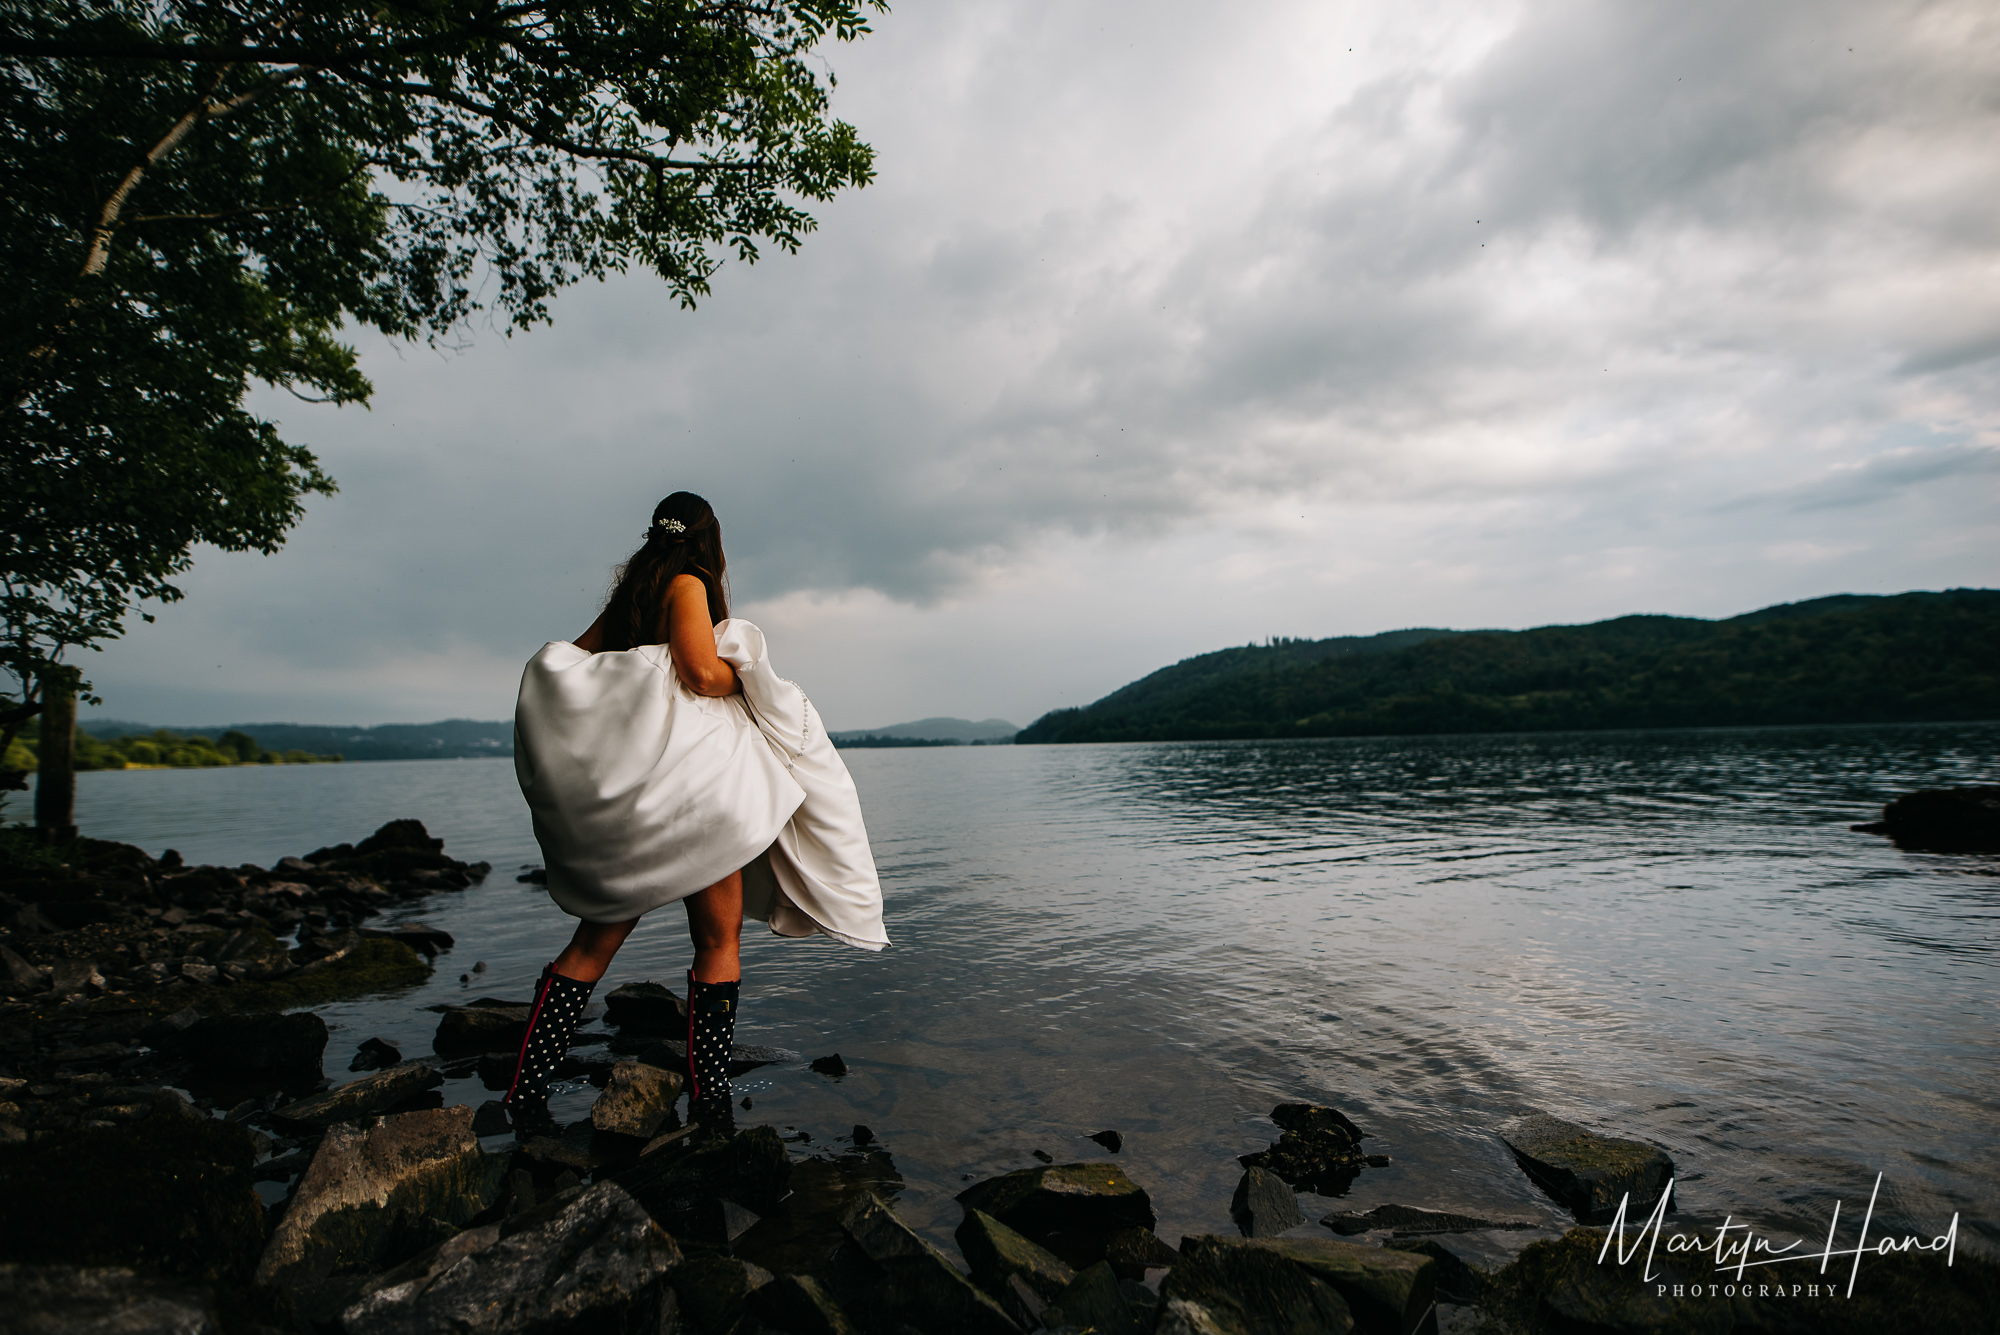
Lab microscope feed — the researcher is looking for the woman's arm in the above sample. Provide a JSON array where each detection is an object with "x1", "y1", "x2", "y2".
[{"x1": 667, "y1": 574, "x2": 740, "y2": 696}]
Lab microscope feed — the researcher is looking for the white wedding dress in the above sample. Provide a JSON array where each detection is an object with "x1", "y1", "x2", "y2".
[{"x1": 512, "y1": 620, "x2": 889, "y2": 950}]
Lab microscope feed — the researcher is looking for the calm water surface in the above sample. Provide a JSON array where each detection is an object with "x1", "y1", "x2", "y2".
[{"x1": 51, "y1": 724, "x2": 2000, "y2": 1256}]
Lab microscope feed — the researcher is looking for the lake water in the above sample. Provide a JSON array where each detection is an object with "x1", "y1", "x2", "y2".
[{"x1": 42, "y1": 723, "x2": 2000, "y2": 1261}]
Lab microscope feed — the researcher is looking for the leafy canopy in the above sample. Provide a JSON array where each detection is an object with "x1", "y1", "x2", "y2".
[{"x1": 0, "y1": 0, "x2": 881, "y2": 742}]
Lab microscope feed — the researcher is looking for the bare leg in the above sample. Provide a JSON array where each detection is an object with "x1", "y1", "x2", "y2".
[
  {"x1": 684, "y1": 869, "x2": 744, "y2": 983},
  {"x1": 551, "y1": 917, "x2": 640, "y2": 984}
]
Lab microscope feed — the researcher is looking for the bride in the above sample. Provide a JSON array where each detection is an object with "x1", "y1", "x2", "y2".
[{"x1": 506, "y1": 491, "x2": 888, "y2": 1121}]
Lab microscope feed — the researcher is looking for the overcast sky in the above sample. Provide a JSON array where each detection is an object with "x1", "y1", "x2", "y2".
[{"x1": 84, "y1": 0, "x2": 2000, "y2": 732}]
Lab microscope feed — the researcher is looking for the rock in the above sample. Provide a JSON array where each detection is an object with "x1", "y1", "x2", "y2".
[
  {"x1": 1857, "y1": 785, "x2": 2000, "y2": 853},
  {"x1": 589, "y1": 1061, "x2": 684, "y2": 1139},
  {"x1": 602, "y1": 980, "x2": 687, "y2": 1034},
  {"x1": 852, "y1": 1124, "x2": 874, "y2": 1146},
  {"x1": 432, "y1": 1004, "x2": 530, "y2": 1055},
  {"x1": 672, "y1": 1254, "x2": 772, "y2": 1333},
  {"x1": 750, "y1": 1272, "x2": 860, "y2": 1335},
  {"x1": 48, "y1": 959, "x2": 105, "y2": 996},
  {"x1": 1158, "y1": 1238, "x2": 1354, "y2": 1335},
  {"x1": 1046, "y1": 1260, "x2": 1147, "y2": 1335},
  {"x1": 471, "y1": 1101, "x2": 511, "y2": 1136},
  {"x1": 837, "y1": 1192, "x2": 1021, "y2": 1335},
  {"x1": 1495, "y1": 1112, "x2": 1673, "y2": 1224},
  {"x1": 355, "y1": 819, "x2": 445, "y2": 855},
  {"x1": 1322, "y1": 1204, "x2": 1537, "y2": 1236},
  {"x1": 1169, "y1": 1235, "x2": 1434, "y2": 1335},
  {"x1": 180, "y1": 1012, "x2": 328, "y2": 1078},
  {"x1": 350, "y1": 1037, "x2": 402, "y2": 1071},
  {"x1": 1232, "y1": 1166, "x2": 1305, "y2": 1237},
  {"x1": 0, "y1": 1263, "x2": 218, "y2": 1334},
  {"x1": 273, "y1": 1063, "x2": 445, "y2": 1130},
  {"x1": 1240, "y1": 1102, "x2": 1372, "y2": 1195},
  {"x1": 954, "y1": 1162, "x2": 1158, "y2": 1270},
  {"x1": 613, "y1": 1123, "x2": 791, "y2": 1246},
  {"x1": 340, "y1": 1181, "x2": 680, "y2": 1334},
  {"x1": 518, "y1": 1122, "x2": 632, "y2": 1177},
  {"x1": 810, "y1": 1052, "x2": 847, "y2": 1076},
  {"x1": 1383, "y1": 1237, "x2": 1487, "y2": 1305},
  {"x1": 358, "y1": 925, "x2": 454, "y2": 959},
  {"x1": 954, "y1": 1207, "x2": 1076, "y2": 1315},
  {"x1": 0, "y1": 943, "x2": 49, "y2": 995},
  {"x1": 1105, "y1": 1226, "x2": 1180, "y2": 1274},
  {"x1": 257, "y1": 1106, "x2": 506, "y2": 1290},
  {"x1": 1089, "y1": 1129, "x2": 1123, "y2": 1153}
]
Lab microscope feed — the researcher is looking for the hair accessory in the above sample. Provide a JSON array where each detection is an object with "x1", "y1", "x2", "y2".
[{"x1": 652, "y1": 518, "x2": 687, "y2": 538}]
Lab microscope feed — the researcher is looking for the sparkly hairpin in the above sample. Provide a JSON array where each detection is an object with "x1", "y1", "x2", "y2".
[{"x1": 652, "y1": 518, "x2": 687, "y2": 538}]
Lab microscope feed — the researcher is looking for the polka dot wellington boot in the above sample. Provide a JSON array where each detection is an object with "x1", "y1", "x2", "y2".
[
  {"x1": 504, "y1": 964, "x2": 594, "y2": 1110},
  {"x1": 684, "y1": 972, "x2": 740, "y2": 1101}
]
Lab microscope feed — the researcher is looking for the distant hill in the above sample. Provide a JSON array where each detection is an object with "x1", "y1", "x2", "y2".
[
  {"x1": 79, "y1": 718, "x2": 513, "y2": 762},
  {"x1": 830, "y1": 716, "x2": 1018, "y2": 747},
  {"x1": 1017, "y1": 590, "x2": 2000, "y2": 744}
]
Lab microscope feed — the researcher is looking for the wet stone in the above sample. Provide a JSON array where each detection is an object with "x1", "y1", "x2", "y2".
[
  {"x1": 589, "y1": 1061, "x2": 683, "y2": 1139},
  {"x1": 602, "y1": 980, "x2": 687, "y2": 1035},
  {"x1": 350, "y1": 1036, "x2": 402, "y2": 1072},
  {"x1": 955, "y1": 1207, "x2": 1076, "y2": 1311},
  {"x1": 1232, "y1": 1166, "x2": 1306, "y2": 1237},
  {"x1": 1322, "y1": 1203, "x2": 1538, "y2": 1236},
  {"x1": 955, "y1": 1161, "x2": 1158, "y2": 1271},
  {"x1": 271, "y1": 1062, "x2": 444, "y2": 1130},
  {"x1": 1496, "y1": 1111, "x2": 1674, "y2": 1224},
  {"x1": 1171, "y1": 1235, "x2": 1435, "y2": 1335},
  {"x1": 837, "y1": 1192, "x2": 1021, "y2": 1335},
  {"x1": 180, "y1": 1011, "x2": 328, "y2": 1078},
  {"x1": 0, "y1": 1263, "x2": 218, "y2": 1335},
  {"x1": 432, "y1": 1004, "x2": 529, "y2": 1055}
]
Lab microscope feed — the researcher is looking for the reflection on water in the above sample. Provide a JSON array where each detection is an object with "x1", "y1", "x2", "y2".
[{"x1": 60, "y1": 722, "x2": 2000, "y2": 1252}]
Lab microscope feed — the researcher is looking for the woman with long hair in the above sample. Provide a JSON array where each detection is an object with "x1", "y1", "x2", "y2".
[{"x1": 507, "y1": 491, "x2": 889, "y2": 1123}]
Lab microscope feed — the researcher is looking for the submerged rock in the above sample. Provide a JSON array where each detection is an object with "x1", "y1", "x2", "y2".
[
  {"x1": 1165, "y1": 1235, "x2": 1435, "y2": 1335},
  {"x1": 837, "y1": 1192, "x2": 1021, "y2": 1334},
  {"x1": 590, "y1": 1061, "x2": 683, "y2": 1139},
  {"x1": 350, "y1": 1037, "x2": 402, "y2": 1072},
  {"x1": 0, "y1": 1263, "x2": 217, "y2": 1334},
  {"x1": 1854, "y1": 785, "x2": 2000, "y2": 853},
  {"x1": 340, "y1": 1181, "x2": 680, "y2": 1335},
  {"x1": 272, "y1": 1062, "x2": 445, "y2": 1130},
  {"x1": 954, "y1": 1162, "x2": 1158, "y2": 1271},
  {"x1": 1322, "y1": 1203, "x2": 1539, "y2": 1236},
  {"x1": 432, "y1": 1003, "x2": 530, "y2": 1055},
  {"x1": 256, "y1": 1106, "x2": 506, "y2": 1290},
  {"x1": 1495, "y1": 1111, "x2": 1673, "y2": 1224},
  {"x1": 1239, "y1": 1102, "x2": 1376, "y2": 1195},
  {"x1": 1232, "y1": 1166, "x2": 1305, "y2": 1237}
]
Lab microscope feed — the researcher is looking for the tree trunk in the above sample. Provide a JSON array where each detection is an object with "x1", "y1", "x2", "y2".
[{"x1": 33, "y1": 667, "x2": 78, "y2": 842}]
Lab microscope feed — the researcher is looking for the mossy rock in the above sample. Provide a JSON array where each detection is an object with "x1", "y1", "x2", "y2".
[
  {"x1": 209, "y1": 938, "x2": 431, "y2": 1012},
  {"x1": 0, "y1": 1114, "x2": 263, "y2": 1282}
]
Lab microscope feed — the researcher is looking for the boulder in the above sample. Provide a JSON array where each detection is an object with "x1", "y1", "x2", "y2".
[
  {"x1": 339, "y1": 1182, "x2": 681, "y2": 1335},
  {"x1": 256, "y1": 1106, "x2": 507, "y2": 1289},
  {"x1": 0, "y1": 1263, "x2": 218, "y2": 1334},
  {"x1": 954, "y1": 1207, "x2": 1075, "y2": 1315},
  {"x1": 1158, "y1": 1238, "x2": 1354, "y2": 1335},
  {"x1": 0, "y1": 943, "x2": 49, "y2": 995},
  {"x1": 1383, "y1": 1237, "x2": 1488, "y2": 1305},
  {"x1": 809, "y1": 1053, "x2": 847, "y2": 1076},
  {"x1": 1045, "y1": 1260, "x2": 1147, "y2": 1335},
  {"x1": 671, "y1": 1254, "x2": 771, "y2": 1334},
  {"x1": 432, "y1": 1004, "x2": 530, "y2": 1056},
  {"x1": 1856, "y1": 785, "x2": 2000, "y2": 853},
  {"x1": 1089, "y1": 1129, "x2": 1123, "y2": 1153},
  {"x1": 1240, "y1": 1102, "x2": 1373, "y2": 1195},
  {"x1": 273, "y1": 1063, "x2": 445, "y2": 1130},
  {"x1": 518, "y1": 1121, "x2": 632, "y2": 1177},
  {"x1": 836, "y1": 1192, "x2": 1021, "y2": 1335},
  {"x1": 613, "y1": 1123, "x2": 790, "y2": 1247},
  {"x1": 1495, "y1": 1112, "x2": 1673, "y2": 1224},
  {"x1": 954, "y1": 1162, "x2": 1157, "y2": 1270},
  {"x1": 471, "y1": 1101, "x2": 511, "y2": 1137},
  {"x1": 1232, "y1": 1166, "x2": 1305, "y2": 1237},
  {"x1": 1169, "y1": 1236, "x2": 1434, "y2": 1335},
  {"x1": 354, "y1": 820, "x2": 444, "y2": 855},
  {"x1": 358, "y1": 925, "x2": 454, "y2": 960},
  {"x1": 590, "y1": 1061, "x2": 683, "y2": 1139},
  {"x1": 47, "y1": 959, "x2": 105, "y2": 997},
  {"x1": 350, "y1": 1037, "x2": 402, "y2": 1072},
  {"x1": 602, "y1": 980, "x2": 687, "y2": 1035},
  {"x1": 180, "y1": 1012, "x2": 328, "y2": 1078},
  {"x1": 1105, "y1": 1226, "x2": 1180, "y2": 1274},
  {"x1": 1322, "y1": 1204, "x2": 1537, "y2": 1236},
  {"x1": 750, "y1": 1273, "x2": 859, "y2": 1335}
]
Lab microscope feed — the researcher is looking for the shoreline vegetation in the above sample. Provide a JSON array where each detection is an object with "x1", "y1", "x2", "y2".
[
  {"x1": 1019, "y1": 588, "x2": 2000, "y2": 745},
  {"x1": 6, "y1": 726, "x2": 341, "y2": 774},
  {"x1": 0, "y1": 809, "x2": 1993, "y2": 1331}
]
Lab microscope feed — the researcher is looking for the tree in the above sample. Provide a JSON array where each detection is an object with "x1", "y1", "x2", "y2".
[{"x1": 0, "y1": 0, "x2": 882, "y2": 811}]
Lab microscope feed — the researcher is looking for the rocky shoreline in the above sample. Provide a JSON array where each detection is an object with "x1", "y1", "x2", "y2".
[{"x1": 1, "y1": 820, "x2": 1994, "y2": 1334}]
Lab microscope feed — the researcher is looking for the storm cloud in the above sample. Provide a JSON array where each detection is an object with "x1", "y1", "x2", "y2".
[{"x1": 84, "y1": 0, "x2": 2000, "y2": 730}]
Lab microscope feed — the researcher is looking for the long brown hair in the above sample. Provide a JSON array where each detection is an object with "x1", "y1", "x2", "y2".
[{"x1": 599, "y1": 492, "x2": 729, "y2": 651}]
